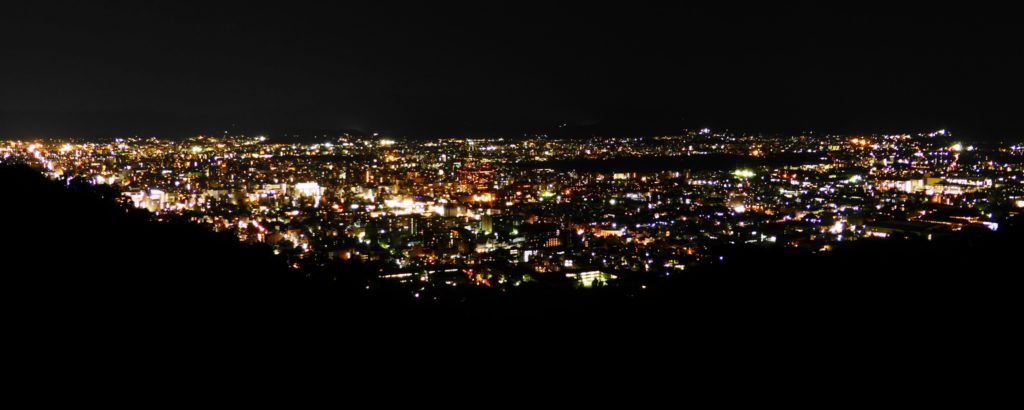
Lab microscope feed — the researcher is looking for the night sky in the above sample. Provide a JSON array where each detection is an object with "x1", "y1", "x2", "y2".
[{"x1": 2, "y1": 2, "x2": 1021, "y2": 139}]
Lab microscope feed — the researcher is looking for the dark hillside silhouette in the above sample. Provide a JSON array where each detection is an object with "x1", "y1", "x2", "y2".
[
  {"x1": 2, "y1": 164, "x2": 302, "y2": 333},
  {"x1": 3, "y1": 164, "x2": 288, "y2": 288}
]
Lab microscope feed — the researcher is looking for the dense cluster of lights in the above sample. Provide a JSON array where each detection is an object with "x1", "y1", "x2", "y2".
[{"x1": 3, "y1": 128, "x2": 1022, "y2": 293}]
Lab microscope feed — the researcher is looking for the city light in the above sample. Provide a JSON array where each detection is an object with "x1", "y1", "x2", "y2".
[
  {"x1": 733, "y1": 169, "x2": 755, "y2": 178},
  {"x1": 4, "y1": 128, "x2": 1019, "y2": 295}
]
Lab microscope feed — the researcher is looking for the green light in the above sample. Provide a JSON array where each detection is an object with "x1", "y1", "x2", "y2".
[{"x1": 733, "y1": 169, "x2": 755, "y2": 178}]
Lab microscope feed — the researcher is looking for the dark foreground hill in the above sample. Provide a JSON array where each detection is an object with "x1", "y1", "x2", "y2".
[
  {"x1": 2, "y1": 162, "x2": 1021, "y2": 397},
  {"x1": 2, "y1": 165, "x2": 288, "y2": 289}
]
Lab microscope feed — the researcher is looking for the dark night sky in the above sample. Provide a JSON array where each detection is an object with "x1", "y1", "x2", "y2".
[{"x1": 1, "y1": 2, "x2": 1021, "y2": 140}]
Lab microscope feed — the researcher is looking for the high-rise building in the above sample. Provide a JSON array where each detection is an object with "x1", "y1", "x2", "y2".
[{"x1": 479, "y1": 215, "x2": 493, "y2": 234}]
